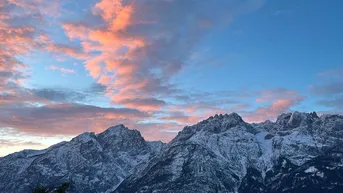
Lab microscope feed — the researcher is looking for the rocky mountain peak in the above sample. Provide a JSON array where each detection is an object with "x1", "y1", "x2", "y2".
[
  {"x1": 71, "y1": 132, "x2": 96, "y2": 143},
  {"x1": 209, "y1": 112, "x2": 243, "y2": 122},
  {"x1": 203, "y1": 112, "x2": 245, "y2": 129},
  {"x1": 2, "y1": 111, "x2": 343, "y2": 193},
  {"x1": 0, "y1": 123, "x2": 163, "y2": 193},
  {"x1": 276, "y1": 111, "x2": 320, "y2": 129},
  {"x1": 222, "y1": 112, "x2": 245, "y2": 125},
  {"x1": 100, "y1": 124, "x2": 129, "y2": 136},
  {"x1": 114, "y1": 112, "x2": 343, "y2": 193},
  {"x1": 97, "y1": 124, "x2": 144, "y2": 142}
]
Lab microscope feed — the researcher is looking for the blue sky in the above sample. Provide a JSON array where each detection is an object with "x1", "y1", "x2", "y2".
[{"x1": 0, "y1": 0, "x2": 342, "y2": 156}]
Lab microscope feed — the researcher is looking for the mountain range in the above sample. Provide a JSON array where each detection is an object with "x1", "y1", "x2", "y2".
[{"x1": 1, "y1": 112, "x2": 343, "y2": 193}]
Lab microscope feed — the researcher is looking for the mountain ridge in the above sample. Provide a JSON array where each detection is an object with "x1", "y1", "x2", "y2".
[
  {"x1": 1, "y1": 111, "x2": 343, "y2": 193},
  {"x1": 0, "y1": 124, "x2": 165, "y2": 193},
  {"x1": 114, "y1": 111, "x2": 343, "y2": 193}
]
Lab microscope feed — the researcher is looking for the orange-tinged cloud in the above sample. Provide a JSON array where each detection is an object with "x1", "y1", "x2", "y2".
[
  {"x1": 245, "y1": 99, "x2": 294, "y2": 123},
  {"x1": 46, "y1": 44, "x2": 89, "y2": 60},
  {"x1": 85, "y1": 54, "x2": 108, "y2": 78},
  {"x1": 59, "y1": 0, "x2": 153, "y2": 112},
  {"x1": 98, "y1": 75, "x2": 112, "y2": 85},
  {"x1": 111, "y1": 97, "x2": 166, "y2": 111},
  {"x1": 0, "y1": 0, "x2": 49, "y2": 103},
  {"x1": 105, "y1": 60, "x2": 120, "y2": 71},
  {"x1": 256, "y1": 88, "x2": 300, "y2": 103},
  {"x1": 134, "y1": 122, "x2": 182, "y2": 142},
  {"x1": 55, "y1": 0, "x2": 269, "y2": 128},
  {"x1": 94, "y1": 0, "x2": 123, "y2": 21},
  {"x1": 110, "y1": 5, "x2": 133, "y2": 31},
  {"x1": 0, "y1": 103, "x2": 149, "y2": 135},
  {"x1": 62, "y1": 23, "x2": 90, "y2": 40},
  {"x1": 1, "y1": 0, "x2": 277, "y2": 157},
  {"x1": 116, "y1": 64, "x2": 136, "y2": 76},
  {"x1": 245, "y1": 89, "x2": 305, "y2": 123}
]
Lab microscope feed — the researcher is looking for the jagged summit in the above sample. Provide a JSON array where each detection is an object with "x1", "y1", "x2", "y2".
[
  {"x1": 171, "y1": 112, "x2": 248, "y2": 143},
  {"x1": 206, "y1": 112, "x2": 244, "y2": 122},
  {"x1": 0, "y1": 124, "x2": 163, "y2": 193},
  {"x1": 274, "y1": 111, "x2": 320, "y2": 130},
  {"x1": 199, "y1": 112, "x2": 246, "y2": 129},
  {"x1": 97, "y1": 124, "x2": 142, "y2": 138},
  {"x1": 69, "y1": 124, "x2": 140, "y2": 144},
  {"x1": 71, "y1": 132, "x2": 96, "y2": 143},
  {"x1": 2, "y1": 111, "x2": 343, "y2": 193},
  {"x1": 115, "y1": 111, "x2": 343, "y2": 193},
  {"x1": 101, "y1": 124, "x2": 127, "y2": 135}
]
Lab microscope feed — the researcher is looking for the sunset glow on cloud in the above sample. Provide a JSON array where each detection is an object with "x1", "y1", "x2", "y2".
[{"x1": 1, "y1": 0, "x2": 343, "y2": 157}]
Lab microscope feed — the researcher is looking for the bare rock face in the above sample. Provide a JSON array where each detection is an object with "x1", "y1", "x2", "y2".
[{"x1": 2, "y1": 112, "x2": 343, "y2": 193}]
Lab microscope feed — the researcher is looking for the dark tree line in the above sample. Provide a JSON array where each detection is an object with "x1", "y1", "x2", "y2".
[{"x1": 32, "y1": 182, "x2": 70, "y2": 193}]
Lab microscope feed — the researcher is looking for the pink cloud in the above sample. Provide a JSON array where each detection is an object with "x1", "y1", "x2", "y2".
[
  {"x1": 0, "y1": 0, "x2": 47, "y2": 103},
  {"x1": 244, "y1": 89, "x2": 305, "y2": 123},
  {"x1": 255, "y1": 88, "x2": 300, "y2": 103},
  {"x1": 62, "y1": 23, "x2": 90, "y2": 40},
  {"x1": 1, "y1": 0, "x2": 270, "y2": 147},
  {"x1": 46, "y1": 43, "x2": 90, "y2": 60},
  {"x1": 134, "y1": 122, "x2": 183, "y2": 142},
  {"x1": 110, "y1": 5, "x2": 134, "y2": 31},
  {"x1": 117, "y1": 98, "x2": 167, "y2": 111},
  {"x1": 93, "y1": 0, "x2": 123, "y2": 22},
  {"x1": 98, "y1": 75, "x2": 112, "y2": 85},
  {"x1": 0, "y1": 103, "x2": 149, "y2": 135},
  {"x1": 60, "y1": 0, "x2": 254, "y2": 114}
]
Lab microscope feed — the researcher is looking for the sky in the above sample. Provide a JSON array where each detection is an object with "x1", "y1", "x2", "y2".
[{"x1": 1, "y1": 0, "x2": 343, "y2": 157}]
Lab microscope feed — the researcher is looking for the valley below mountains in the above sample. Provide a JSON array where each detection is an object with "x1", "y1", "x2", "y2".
[{"x1": 1, "y1": 112, "x2": 343, "y2": 193}]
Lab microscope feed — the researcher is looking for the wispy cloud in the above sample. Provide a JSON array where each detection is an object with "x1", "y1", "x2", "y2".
[
  {"x1": 48, "y1": 65, "x2": 76, "y2": 75},
  {"x1": 61, "y1": 0, "x2": 266, "y2": 113},
  {"x1": 0, "y1": 0, "x2": 294, "y2": 156},
  {"x1": 310, "y1": 66, "x2": 343, "y2": 112},
  {"x1": 244, "y1": 88, "x2": 305, "y2": 122},
  {"x1": 0, "y1": 103, "x2": 149, "y2": 135}
]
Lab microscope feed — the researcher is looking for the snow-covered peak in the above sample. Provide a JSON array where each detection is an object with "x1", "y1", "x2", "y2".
[
  {"x1": 2, "y1": 111, "x2": 343, "y2": 193},
  {"x1": 96, "y1": 124, "x2": 144, "y2": 140},
  {"x1": 115, "y1": 112, "x2": 343, "y2": 193},
  {"x1": 96, "y1": 124, "x2": 145, "y2": 147},
  {"x1": 275, "y1": 111, "x2": 320, "y2": 129},
  {"x1": 99, "y1": 124, "x2": 127, "y2": 136},
  {"x1": 71, "y1": 131, "x2": 96, "y2": 143},
  {"x1": 0, "y1": 123, "x2": 164, "y2": 193},
  {"x1": 221, "y1": 112, "x2": 245, "y2": 126},
  {"x1": 200, "y1": 113, "x2": 246, "y2": 131},
  {"x1": 207, "y1": 112, "x2": 244, "y2": 123},
  {"x1": 172, "y1": 113, "x2": 247, "y2": 143}
]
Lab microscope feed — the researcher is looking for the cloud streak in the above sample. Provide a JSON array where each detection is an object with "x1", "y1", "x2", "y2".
[
  {"x1": 48, "y1": 65, "x2": 76, "y2": 74},
  {"x1": 310, "y1": 66, "x2": 343, "y2": 112},
  {"x1": 244, "y1": 88, "x2": 305, "y2": 122},
  {"x1": 0, "y1": 103, "x2": 149, "y2": 135}
]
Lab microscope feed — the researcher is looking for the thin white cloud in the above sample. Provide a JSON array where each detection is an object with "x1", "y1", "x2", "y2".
[{"x1": 48, "y1": 65, "x2": 76, "y2": 75}]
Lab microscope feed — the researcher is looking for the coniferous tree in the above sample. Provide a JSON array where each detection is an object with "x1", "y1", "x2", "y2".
[
  {"x1": 56, "y1": 182, "x2": 70, "y2": 193},
  {"x1": 32, "y1": 185, "x2": 48, "y2": 193}
]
